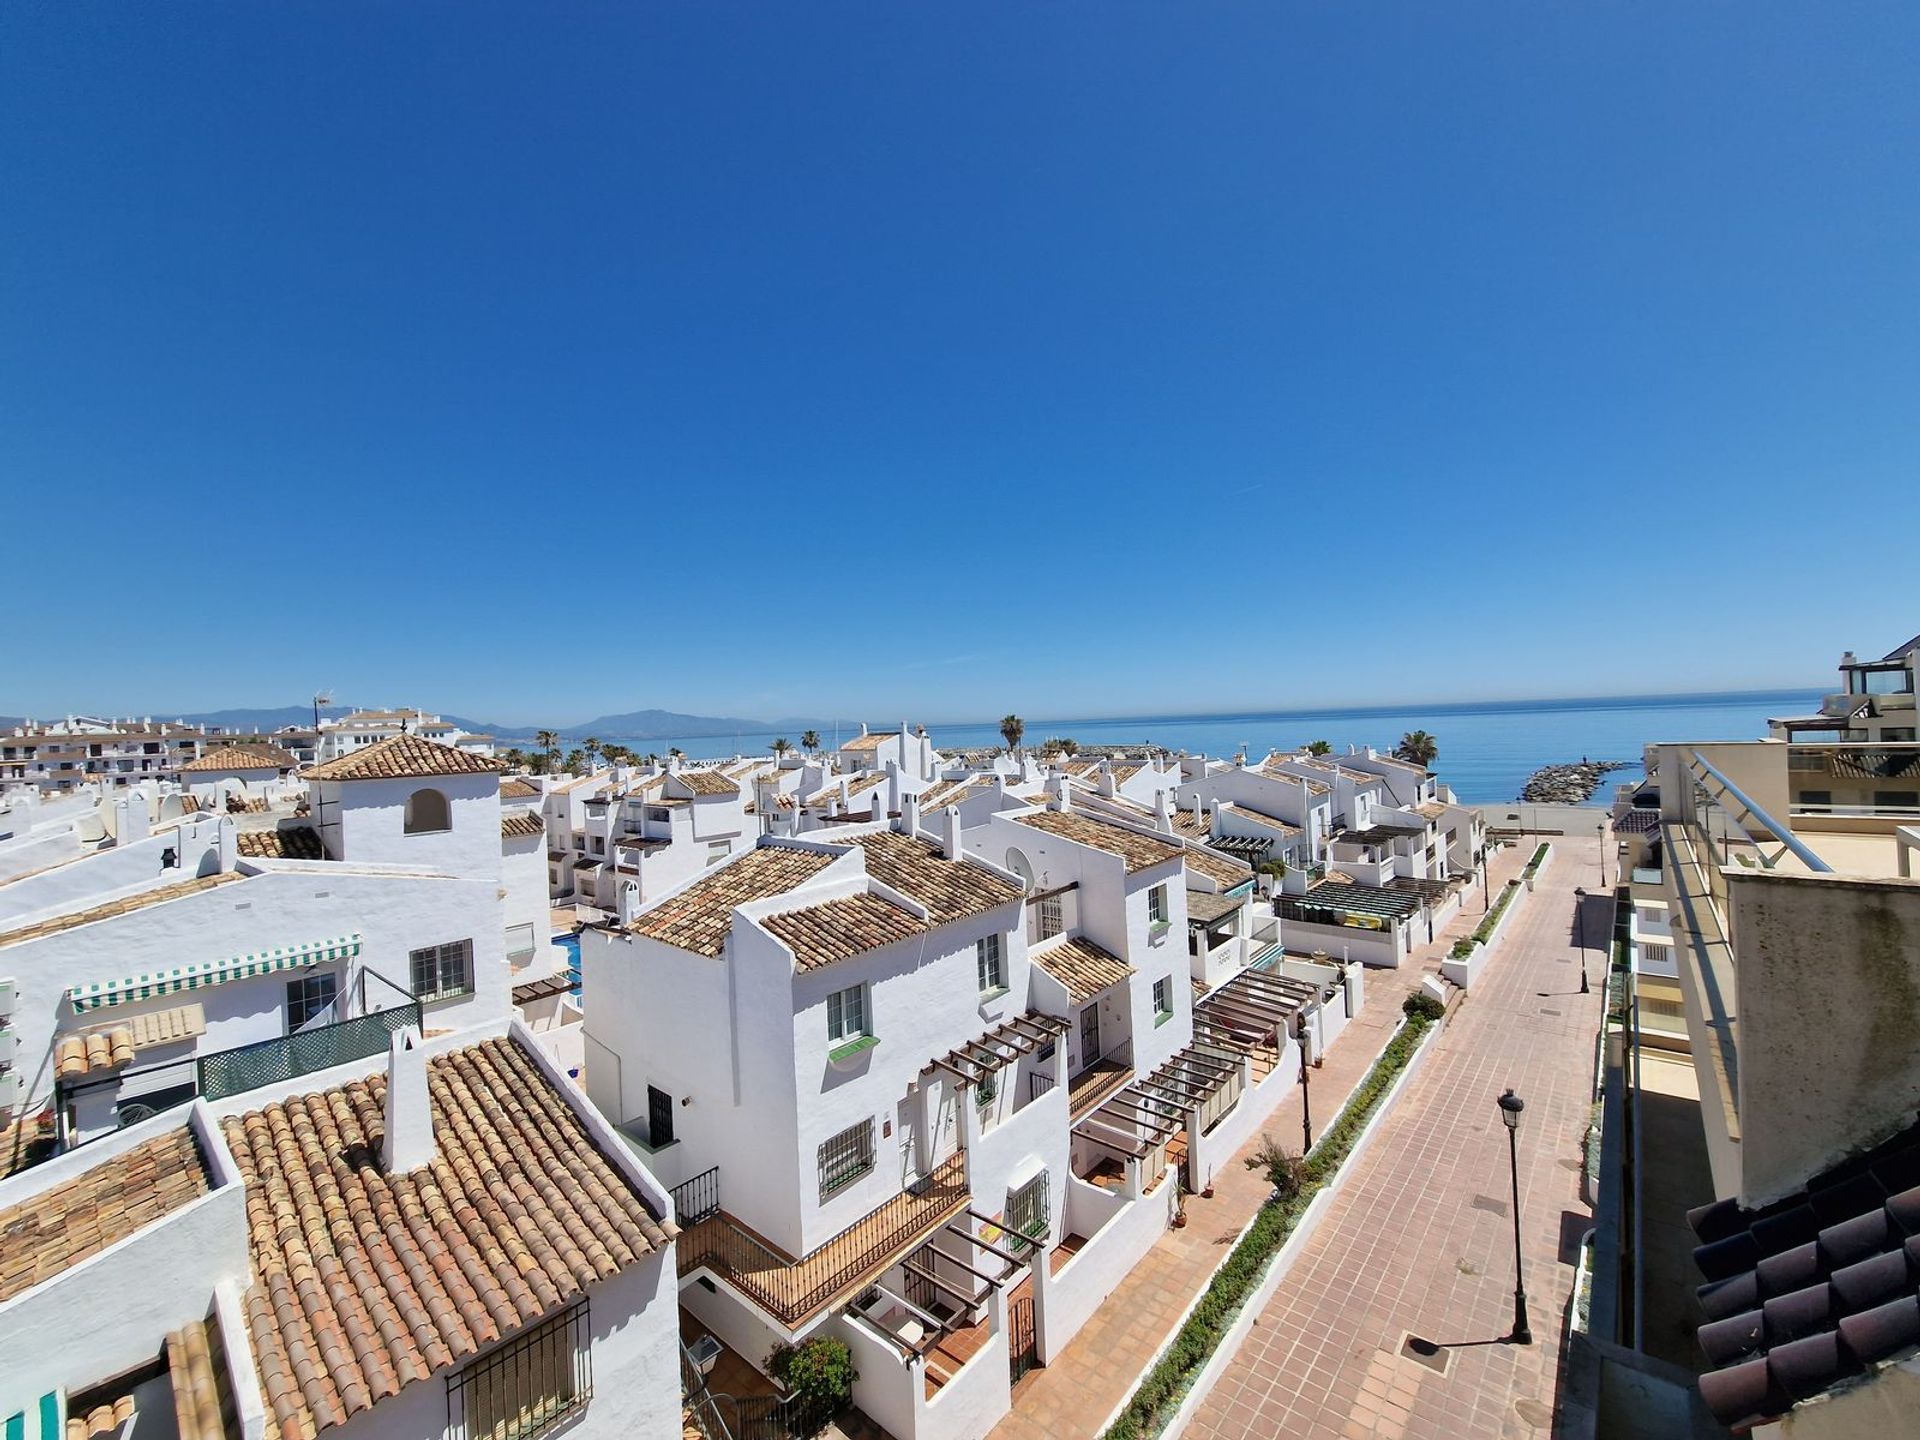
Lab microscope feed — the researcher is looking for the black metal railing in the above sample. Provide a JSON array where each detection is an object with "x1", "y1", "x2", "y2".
[
  {"x1": 197, "y1": 1003, "x2": 420, "y2": 1101},
  {"x1": 447, "y1": 1299, "x2": 591, "y2": 1440},
  {"x1": 681, "y1": 1344, "x2": 738, "y2": 1440},
  {"x1": 677, "y1": 1152, "x2": 968, "y2": 1326},
  {"x1": 673, "y1": 1166, "x2": 722, "y2": 1226}
]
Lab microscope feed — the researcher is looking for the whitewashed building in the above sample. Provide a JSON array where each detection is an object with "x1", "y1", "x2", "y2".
[
  {"x1": 314, "y1": 707, "x2": 495, "y2": 762},
  {"x1": 0, "y1": 735, "x2": 532, "y2": 1144},
  {"x1": 0, "y1": 1020, "x2": 683, "y2": 1440}
]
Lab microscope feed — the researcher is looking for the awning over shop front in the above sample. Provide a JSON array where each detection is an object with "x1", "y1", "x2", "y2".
[{"x1": 68, "y1": 934, "x2": 363, "y2": 1012}]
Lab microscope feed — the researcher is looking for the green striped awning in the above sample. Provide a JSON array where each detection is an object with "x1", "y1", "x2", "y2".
[{"x1": 68, "y1": 934, "x2": 362, "y2": 1012}]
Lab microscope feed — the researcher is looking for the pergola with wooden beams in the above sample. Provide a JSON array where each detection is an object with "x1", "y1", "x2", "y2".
[
  {"x1": 1194, "y1": 966, "x2": 1322, "y2": 1051},
  {"x1": 923, "y1": 1010, "x2": 1069, "y2": 1090},
  {"x1": 888, "y1": 1207, "x2": 1044, "y2": 1350},
  {"x1": 1071, "y1": 1042, "x2": 1242, "y2": 1156}
]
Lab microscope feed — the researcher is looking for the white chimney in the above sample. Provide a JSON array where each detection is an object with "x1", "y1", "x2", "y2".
[
  {"x1": 1153, "y1": 791, "x2": 1172, "y2": 834},
  {"x1": 382, "y1": 1027, "x2": 437, "y2": 1173},
  {"x1": 886, "y1": 760, "x2": 901, "y2": 816},
  {"x1": 1056, "y1": 784, "x2": 1073, "y2": 814},
  {"x1": 900, "y1": 792, "x2": 921, "y2": 837},
  {"x1": 937, "y1": 805, "x2": 963, "y2": 861},
  {"x1": 618, "y1": 879, "x2": 641, "y2": 926},
  {"x1": 215, "y1": 816, "x2": 237, "y2": 873}
]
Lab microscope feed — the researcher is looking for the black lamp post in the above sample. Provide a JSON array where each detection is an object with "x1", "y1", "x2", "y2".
[
  {"x1": 1479, "y1": 847, "x2": 1490, "y2": 912},
  {"x1": 1574, "y1": 886, "x2": 1589, "y2": 994},
  {"x1": 1299, "y1": 1021, "x2": 1314, "y2": 1151},
  {"x1": 1498, "y1": 1088, "x2": 1532, "y2": 1344},
  {"x1": 1597, "y1": 820, "x2": 1608, "y2": 887}
]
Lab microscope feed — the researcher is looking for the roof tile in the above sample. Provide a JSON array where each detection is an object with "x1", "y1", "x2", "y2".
[{"x1": 303, "y1": 735, "x2": 498, "y2": 783}]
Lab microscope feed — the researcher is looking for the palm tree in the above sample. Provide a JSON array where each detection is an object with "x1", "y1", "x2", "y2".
[
  {"x1": 564, "y1": 748, "x2": 587, "y2": 776},
  {"x1": 1305, "y1": 739, "x2": 1333, "y2": 756},
  {"x1": 1000, "y1": 714, "x2": 1025, "y2": 754},
  {"x1": 583, "y1": 737, "x2": 603, "y2": 771},
  {"x1": 800, "y1": 729, "x2": 821, "y2": 755},
  {"x1": 501, "y1": 747, "x2": 526, "y2": 770},
  {"x1": 772, "y1": 737, "x2": 792, "y2": 761},
  {"x1": 668, "y1": 747, "x2": 685, "y2": 762},
  {"x1": 1057, "y1": 737, "x2": 1079, "y2": 757},
  {"x1": 1395, "y1": 730, "x2": 1438, "y2": 768},
  {"x1": 535, "y1": 729, "x2": 560, "y2": 772}
]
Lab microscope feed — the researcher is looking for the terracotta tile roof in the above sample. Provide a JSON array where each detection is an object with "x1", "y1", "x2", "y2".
[
  {"x1": 0, "y1": 1126, "x2": 211, "y2": 1304},
  {"x1": 839, "y1": 772, "x2": 889, "y2": 800},
  {"x1": 500, "y1": 777, "x2": 540, "y2": 799},
  {"x1": 1415, "y1": 800, "x2": 1449, "y2": 820},
  {"x1": 54, "y1": 1024, "x2": 136, "y2": 1079},
  {"x1": 1168, "y1": 809, "x2": 1208, "y2": 840},
  {"x1": 1031, "y1": 936, "x2": 1134, "y2": 1002},
  {"x1": 236, "y1": 826, "x2": 327, "y2": 860},
  {"x1": 0, "y1": 872, "x2": 246, "y2": 950},
  {"x1": 501, "y1": 811, "x2": 545, "y2": 839},
  {"x1": 674, "y1": 769, "x2": 741, "y2": 797},
  {"x1": 762, "y1": 892, "x2": 928, "y2": 970},
  {"x1": 223, "y1": 1035, "x2": 675, "y2": 1440},
  {"x1": 65, "y1": 1393, "x2": 136, "y2": 1440},
  {"x1": 1184, "y1": 845, "x2": 1253, "y2": 889},
  {"x1": 1186, "y1": 888, "x2": 1245, "y2": 925},
  {"x1": 627, "y1": 845, "x2": 840, "y2": 957},
  {"x1": 1688, "y1": 1119, "x2": 1920, "y2": 1430},
  {"x1": 1012, "y1": 808, "x2": 1185, "y2": 874},
  {"x1": 840, "y1": 732, "x2": 889, "y2": 753},
  {"x1": 916, "y1": 778, "x2": 982, "y2": 812},
  {"x1": 303, "y1": 734, "x2": 498, "y2": 783},
  {"x1": 1219, "y1": 801, "x2": 1301, "y2": 835},
  {"x1": 182, "y1": 746, "x2": 290, "y2": 773},
  {"x1": 130, "y1": 1002, "x2": 208, "y2": 1048},
  {"x1": 837, "y1": 830, "x2": 1022, "y2": 926},
  {"x1": 167, "y1": 1313, "x2": 239, "y2": 1440}
]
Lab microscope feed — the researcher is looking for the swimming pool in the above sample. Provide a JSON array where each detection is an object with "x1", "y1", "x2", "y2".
[{"x1": 552, "y1": 932, "x2": 581, "y2": 992}]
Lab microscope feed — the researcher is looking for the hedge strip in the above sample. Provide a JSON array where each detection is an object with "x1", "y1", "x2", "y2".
[{"x1": 1100, "y1": 1004, "x2": 1443, "y2": 1440}]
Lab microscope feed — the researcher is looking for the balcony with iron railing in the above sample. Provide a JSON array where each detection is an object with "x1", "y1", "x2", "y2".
[{"x1": 673, "y1": 1152, "x2": 970, "y2": 1328}]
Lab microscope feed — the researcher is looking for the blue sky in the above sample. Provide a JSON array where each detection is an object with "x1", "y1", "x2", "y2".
[{"x1": 3, "y1": 4, "x2": 1916, "y2": 727}]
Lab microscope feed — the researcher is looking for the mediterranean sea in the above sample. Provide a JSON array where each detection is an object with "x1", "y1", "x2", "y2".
[{"x1": 548, "y1": 689, "x2": 1821, "y2": 806}]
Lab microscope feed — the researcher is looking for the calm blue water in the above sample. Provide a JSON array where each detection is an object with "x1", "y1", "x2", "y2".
[{"x1": 538, "y1": 691, "x2": 1821, "y2": 805}]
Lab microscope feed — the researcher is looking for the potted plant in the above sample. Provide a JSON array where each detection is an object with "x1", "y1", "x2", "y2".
[
  {"x1": 765, "y1": 1337, "x2": 858, "y2": 1439},
  {"x1": 1172, "y1": 1178, "x2": 1189, "y2": 1228}
]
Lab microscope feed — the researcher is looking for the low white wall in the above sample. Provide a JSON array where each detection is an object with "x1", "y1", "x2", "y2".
[
  {"x1": 1281, "y1": 916, "x2": 1403, "y2": 969},
  {"x1": 532, "y1": 1012, "x2": 586, "y2": 1080},
  {"x1": 1037, "y1": 1172, "x2": 1176, "y2": 1363},
  {"x1": 684, "y1": 1272, "x2": 791, "y2": 1385},
  {"x1": 838, "y1": 1313, "x2": 921, "y2": 1440},
  {"x1": 1440, "y1": 866, "x2": 1536, "y2": 989},
  {"x1": 918, "y1": 1325, "x2": 1010, "y2": 1440},
  {"x1": 1188, "y1": 1041, "x2": 1301, "y2": 1191}
]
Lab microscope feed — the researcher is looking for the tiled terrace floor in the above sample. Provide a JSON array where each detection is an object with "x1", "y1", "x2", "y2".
[
  {"x1": 1184, "y1": 834, "x2": 1607, "y2": 1440},
  {"x1": 990, "y1": 837, "x2": 1552, "y2": 1440}
]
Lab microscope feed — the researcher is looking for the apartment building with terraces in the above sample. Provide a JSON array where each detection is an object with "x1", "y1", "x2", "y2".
[
  {"x1": 0, "y1": 716, "x2": 212, "y2": 799},
  {"x1": 0, "y1": 735, "x2": 547, "y2": 1151},
  {"x1": 1578, "y1": 662, "x2": 1920, "y2": 1438},
  {"x1": 0, "y1": 1018, "x2": 684, "y2": 1440},
  {"x1": 581, "y1": 781, "x2": 1361, "y2": 1440},
  {"x1": 314, "y1": 707, "x2": 496, "y2": 762}
]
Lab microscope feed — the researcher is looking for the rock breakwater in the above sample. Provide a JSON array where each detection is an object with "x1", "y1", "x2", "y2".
[{"x1": 1520, "y1": 759, "x2": 1628, "y2": 805}]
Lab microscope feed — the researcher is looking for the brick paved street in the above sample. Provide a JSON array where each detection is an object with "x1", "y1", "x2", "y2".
[
  {"x1": 989, "y1": 839, "x2": 1549, "y2": 1440},
  {"x1": 1183, "y1": 835, "x2": 1606, "y2": 1440}
]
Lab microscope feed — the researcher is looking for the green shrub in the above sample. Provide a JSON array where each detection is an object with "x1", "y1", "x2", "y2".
[
  {"x1": 1402, "y1": 990, "x2": 1445, "y2": 1022},
  {"x1": 766, "y1": 1336, "x2": 858, "y2": 1438},
  {"x1": 1449, "y1": 937, "x2": 1475, "y2": 960},
  {"x1": 1524, "y1": 842, "x2": 1549, "y2": 876},
  {"x1": 1244, "y1": 1134, "x2": 1310, "y2": 1202}
]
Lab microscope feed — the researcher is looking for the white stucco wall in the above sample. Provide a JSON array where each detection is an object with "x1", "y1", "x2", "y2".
[{"x1": 0, "y1": 815, "x2": 228, "y2": 923}]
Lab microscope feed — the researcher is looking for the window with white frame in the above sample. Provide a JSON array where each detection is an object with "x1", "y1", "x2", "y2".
[
  {"x1": 505, "y1": 923, "x2": 536, "y2": 962},
  {"x1": 410, "y1": 939, "x2": 474, "y2": 1003},
  {"x1": 976, "y1": 934, "x2": 1005, "y2": 995},
  {"x1": 1152, "y1": 975, "x2": 1174, "y2": 1024},
  {"x1": 826, "y1": 983, "x2": 869, "y2": 1044},
  {"x1": 1147, "y1": 884, "x2": 1169, "y2": 926},
  {"x1": 817, "y1": 1119, "x2": 876, "y2": 1199}
]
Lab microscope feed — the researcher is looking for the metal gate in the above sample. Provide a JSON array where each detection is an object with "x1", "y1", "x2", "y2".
[{"x1": 1007, "y1": 1286, "x2": 1037, "y2": 1384}]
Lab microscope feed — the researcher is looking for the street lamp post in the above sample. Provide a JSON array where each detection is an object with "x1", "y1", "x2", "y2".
[
  {"x1": 1597, "y1": 820, "x2": 1608, "y2": 887},
  {"x1": 1498, "y1": 1089, "x2": 1532, "y2": 1344},
  {"x1": 1574, "y1": 885, "x2": 1590, "y2": 994},
  {"x1": 1299, "y1": 1020, "x2": 1314, "y2": 1152},
  {"x1": 1480, "y1": 847, "x2": 1490, "y2": 912}
]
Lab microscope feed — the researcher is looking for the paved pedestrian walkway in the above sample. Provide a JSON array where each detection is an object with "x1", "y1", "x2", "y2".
[
  {"x1": 990, "y1": 840, "x2": 1542, "y2": 1440},
  {"x1": 1183, "y1": 835, "x2": 1606, "y2": 1440}
]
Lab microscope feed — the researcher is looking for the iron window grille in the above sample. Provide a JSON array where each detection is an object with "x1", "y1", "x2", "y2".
[
  {"x1": 1005, "y1": 1172, "x2": 1050, "y2": 1257},
  {"x1": 410, "y1": 939, "x2": 474, "y2": 1004},
  {"x1": 446, "y1": 1300, "x2": 591, "y2": 1440},
  {"x1": 817, "y1": 1119, "x2": 876, "y2": 1200}
]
